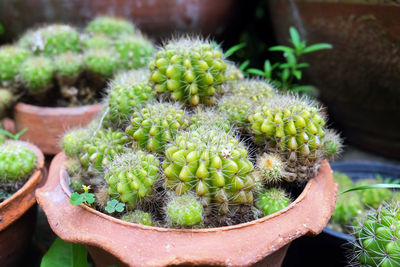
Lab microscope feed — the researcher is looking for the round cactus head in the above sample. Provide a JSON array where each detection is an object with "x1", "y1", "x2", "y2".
[
  {"x1": 62, "y1": 127, "x2": 93, "y2": 158},
  {"x1": 0, "y1": 89, "x2": 13, "y2": 118},
  {"x1": 82, "y1": 34, "x2": 113, "y2": 49},
  {"x1": 218, "y1": 95, "x2": 253, "y2": 127},
  {"x1": 353, "y1": 202, "x2": 400, "y2": 267},
  {"x1": 122, "y1": 210, "x2": 153, "y2": 226},
  {"x1": 356, "y1": 179, "x2": 394, "y2": 209},
  {"x1": 103, "y1": 69, "x2": 155, "y2": 127},
  {"x1": 323, "y1": 129, "x2": 343, "y2": 160},
  {"x1": 162, "y1": 126, "x2": 255, "y2": 215},
  {"x1": 20, "y1": 56, "x2": 54, "y2": 94},
  {"x1": 225, "y1": 63, "x2": 244, "y2": 83},
  {"x1": 230, "y1": 79, "x2": 276, "y2": 103},
  {"x1": 254, "y1": 153, "x2": 286, "y2": 184},
  {"x1": 115, "y1": 34, "x2": 154, "y2": 69},
  {"x1": 166, "y1": 193, "x2": 203, "y2": 228},
  {"x1": 125, "y1": 101, "x2": 189, "y2": 153},
  {"x1": 0, "y1": 45, "x2": 31, "y2": 86},
  {"x1": 19, "y1": 24, "x2": 80, "y2": 56},
  {"x1": 248, "y1": 94, "x2": 327, "y2": 183},
  {"x1": 0, "y1": 141, "x2": 37, "y2": 181},
  {"x1": 149, "y1": 37, "x2": 228, "y2": 106},
  {"x1": 189, "y1": 109, "x2": 231, "y2": 133},
  {"x1": 85, "y1": 16, "x2": 135, "y2": 38},
  {"x1": 84, "y1": 48, "x2": 118, "y2": 78},
  {"x1": 54, "y1": 52, "x2": 84, "y2": 79},
  {"x1": 255, "y1": 188, "x2": 290, "y2": 217},
  {"x1": 105, "y1": 151, "x2": 160, "y2": 209}
]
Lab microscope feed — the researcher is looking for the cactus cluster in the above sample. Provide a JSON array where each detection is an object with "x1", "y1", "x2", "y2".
[
  {"x1": 60, "y1": 35, "x2": 343, "y2": 229},
  {"x1": 0, "y1": 16, "x2": 155, "y2": 117}
]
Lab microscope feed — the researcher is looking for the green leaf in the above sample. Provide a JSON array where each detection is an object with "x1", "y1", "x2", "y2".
[
  {"x1": 290, "y1": 85, "x2": 314, "y2": 93},
  {"x1": 105, "y1": 199, "x2": 125, "y2": 213},
  {"x1": 70, "y1": 192, "x2": 84, "y2": 205},
  {"x1": 41, "y1": 238, "x2": 89, "y2": 267},
  {"x1": 83, "y1": 192, "x2": 95, "y2": 204},
  {"x1": 225, "y1": 43, "x2": 246, "y2": 58},
  {"x1": 247, "y1": 68, "x2": 266, "y2": 77},
  {"x1": 303, "y1": 43, "x2": 332, "y2": 53},
  {"x1": 13, "y1": 128, "x2": 28, "y2": 140},
  {"x1": 282, "y1": 68, "x2": 290, "y2": 82},
  {"x1": 296, "y1": 62, "x2": 310, "y2": 68},
  {"x1": 239, "y1": 60, "x2": 250, "y2": 71},
  {"x1": 293, "y1": 69, "x2": 302, "y2": 80},
  {"x1": 289, "y1": 27, "x2": 301, "y2": 47},
  {"x1": 269, "y1": 45, "x2": 294, "y2": 54},
  {"x1": 0, "y1": 128, "x2": 27, "y2": 140},
  {"x1": 285, "y1": 53, "x2": 297, "y2": 66},
  {"x1": 115, "y1": 202, "x2": 125, "y2": 212},
  {"x1": 339, "y1": 184, "x2": 400, "y2": 195}
]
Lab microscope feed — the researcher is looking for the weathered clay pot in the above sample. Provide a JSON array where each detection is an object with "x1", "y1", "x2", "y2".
[
  {"x1": 14, "y1": 102, "x2": 103, "y2": 155},
  {"x1": 0, "y1": 141, "x2": 45, "y2": 267},
  {"x1": 37, "y1": 153, "x2": 337, "y2": 267},
  {"x1": 0, "y1": 0, "x2": 239, "y2": 42},
  {"x1": 268, "y1": 0, "x2": 400, "y2": 159}
]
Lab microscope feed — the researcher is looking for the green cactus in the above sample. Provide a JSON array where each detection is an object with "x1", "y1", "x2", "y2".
[
  {"x1": 20, "y1": 56, "x2": 54, "y2": 94},
  {"x1": 166, "y1": 194, "x2": 203, "y2": 227},
  {"x1": 255, "y1": 188, "x2": 290, "y2": 217},
  {"x1": 122, "y1": 210, "x2": 153, "y2": 226},
  {"x1": 125, "y1": 102, "x2": 189, "y2": 153},
  {"x1": 218, "y1": 95, "x2": 253, "y2": 127},
  {"x1": 84, "y1": 48, "x2": 118, "y2": 78},
  {"x1": 331, "y1": 193, "x2": 363, "y2": 227},
  {"x1": 85, "y1": 16, "x2": 135, "y2": 39},
  {"x1": 0, "y1": 141, "x2": 37, "y2": 181},
  {"x1": 19, "y1": 24, "x2": 80, "y2": 56},
  {"x1": 54, "y1": 52, "x2": 84, "y2": 84},
  {"x1": 80, "y1": 129, "x2": 129, "y2": 172},
  {"x1": 357, "y1": 179, "x2": 394, "y2": 209},
  {"x1": 0, "y1": 89, "x2": 13, "y2": 118},
  {"x1": 225, "y1": 63, "x2": 244, "y2": 83},
  {"x1": 62, "y1": 127, "x2": 92, "y2": 158},
  {"x1": 115, "y1": 34, "x2": 154, "y2": 69},
  {"x1": 322, "y1": 129, "x2": 343, "y2": 160},
  {"x1": 149, "y1": 37, "x2": 228, "y2": 106},
  {"x1": 105, "y1": 151, "x2": 159, "y2": 209},
  {"x1": 248, "y1": 95, "x2": 327, "y2": 182},
  {"x1": 0, "y1": 45, "x2": 31, "y2": 86},
  {"x1": 230, "y1": 79, "x2": 276, "y2": 103},
  {"x1": 254, "y1": 153, "x2": 286, "y2": 184},
  {"x1": 162, "y1": 127, "x2": 255, "y2": 215},
  {"x1": 189, "y1": 109, "x2": 231, "y2": 133},
  {"x1": 353, "y1": 202, "x2": 400, "y2": 267},
  {"x1": 82, "y1": 34, "x2": 113, "y2": 49},
  {"x1": 104, "y1": 70, "x2": 155, "y2": 126}
]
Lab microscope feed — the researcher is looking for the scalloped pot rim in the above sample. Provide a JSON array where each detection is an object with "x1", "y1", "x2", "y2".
[{"x1": 59, "y1": 159, "x2": 331, "y2": 233}]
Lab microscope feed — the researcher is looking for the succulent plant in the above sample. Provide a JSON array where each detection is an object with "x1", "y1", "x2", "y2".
[
  {"x1": 54, "y1": 52, "x2": 84, "y2": 85},
  {"x1": 254, "y1": 153, "x2": 286, "y2": 184},
  {"x1": 353, "y1": 202, "x2": 400, "y2": 267},
  {"x1": 0, "y1": 45, "x2": 31, "y2": 86},
  {"x1": 85, "y1": 16, "x2": 135, "y2": 39},
  {"x1": 80, "y1": 129, "x2": 129, "y2": 172},
  {"x1": 248, "y1": 95, "x2": 327, "y2": 182},
  {"x1": 105, "y1": 151, "x2": 159, "y2": 209},
  {"x1": 331, "y1": 193, "x2": 363, "y2": 227},
  {"x1": 62, "y1": 127, "x2": 93, "y2": 158},
  {"x1": 84, "y1": 48, "x2": 118, "y2": 78},
  {"x1": 225, "y1": 63, "x2": 244, "y2": 83},
  {"x1": 115, "y1": 34, "x2": 154, "y2": 69},
  {"x1": 0, "y1": 88, "x2": 13, "y2": 118},
  {"x1": 149, "y1": 37, "x2": 227, "y2": 105},
  {"x1": 189, "y1": 109, "x2": 231, "y2": 133},
  {"x1": 82, "y1": 34, "x2": 113, "y2": 49},
  {"x1": 125, "y1": 102, "x2": 189, "y2": 153},
  {"x1": 19, "y1": 24, "x2": 80, "y2": 56},
  {"x1": 20, "y1": 56, "x2": 54, "y2": 94},
  {"x1": 218, "y1": 95, "x2": 253, "y2": 127},
  {"x1": 357, "y1": 179, "x2": 394, "y2": 209},
  {"x1": 0, "y1": 141, "x2": 37, "y2": 181},
  {"x1": 255, "y1": 188, "x2": 290, "y2": 217},
  {"x1": 230, "y1": 79, "x2": 276, "y2": 103},
  {"x1": 322, "y1": 129, "x2": 343, "y2": 160},
  {"x1": 166, "y1": 193, "x2": 203, "y2": 227},
  {"x1": 103, "y1": 70, "x2": 155, "y2": 127},
  {"x1": 122, "y1": 210, "x2": 153, "y2": 226},
  {"x1": 162, "y1": 127, "x2": 255, "y2": 215}
]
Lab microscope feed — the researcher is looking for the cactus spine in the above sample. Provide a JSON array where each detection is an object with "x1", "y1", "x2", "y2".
[{"x1": 166, "y1": 194, "x2": 203, "y2": 227}]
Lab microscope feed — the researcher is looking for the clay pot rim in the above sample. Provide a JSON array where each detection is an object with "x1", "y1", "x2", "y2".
[
  {"x1": 60, "y1": 157, "x2": 324, "y2": 233},
  {"x1": 15, "y1": 101, "x2": 104, "y2": 113},
  {"x1": 0, "y1": 141, "x2": 45, "y2": 230}
]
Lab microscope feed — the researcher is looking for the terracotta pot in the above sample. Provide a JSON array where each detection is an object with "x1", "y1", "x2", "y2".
[
  {"x1": 0, "y1": 141, "x2": 45, "y2": 267},
  {"x1": 14, "y1": 102, "x2": 103, "y2": 155},
  {"x1": 37, "y1": 153, "x2": 337, "y2": 267},
  {"x1": 0, "y1": 0, "x2": 239, "y2": 42},
  {"x1": 268, "y1": 0, "x2": 400, "y2": 159}
]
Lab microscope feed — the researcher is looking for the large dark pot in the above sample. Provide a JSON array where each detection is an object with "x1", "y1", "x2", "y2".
[
  {"x1": 268, "y1": 0, "x2": 400, "y2": 159},
  {"x1": 0, "y1": 0, "x2": 239, "y2": 42}
]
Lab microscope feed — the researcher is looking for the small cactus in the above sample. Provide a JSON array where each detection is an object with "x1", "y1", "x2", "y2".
[
  {"x1": 122, "y1": 210, "x2": 153, "y2": 226},
  {"x1": 85, "y1": 16, "x2": 135, "y2": 39},
  {"x1": 225, "y1": 63, "x2": 244, "y2": 83},
  {"x1": 84, "y1": 48, "x2": 118, "y2": 78},
  {"x1": 80, "y1": 129, "x2": 129, "y2": 172},
  {"x1": 104, "y1": 70, "x2": 155, "y2": 126},
  {"x1": 149, "y1": 37, "x2": 227, "y2": 105},
  {"x1": 54, "y1": 52, "x2": 84, "y2": 85},
  {"x1": 115, "y1": 34, "x2": 154, "y2": 69},
  {"x1": 125, "y1": 102, "x2": 189, "y2": 153},
  {"x1": 0, "y1": 89, "x2": 13, "y2": 118},
  {"x1": 0, "y1": 141, "x2": 37, "y2": 181},
  {"x1": 357, "y1": 179, "x2": 394, "y2": 209},
  {"x1": 189, "y1": 109, "x2": 231, "y2": 133},
  {"x1": 353, "y1": 202, "x2": 400, "y2": 267},
  {"x1": 230, "y1": 79, "x2": 276, "y2": 103},
  {"x1": 19, "y1": 56, "x2": 54, "y2": 94},
  {"x1": 218, "y1": 95, "x2": 253, "y2": 127},
  {"x1": 254, "y1": 153, "x2": 286, "y2": 184},
  {"x1": 82, "y1": 34, "x2": 113, "y2": 49},
  {"x1": 166, "y1": 194, "x2": 203, "y2": 227},
  {"x1": 255, "y1": 188, "x2": 290, "y2": 216},
  {"x1": 323, "y1": 129, "x2": 343, "y2": 160},
  {"x1": 62, "y1": 127, "x2": 92, "y2": 158},
  {"x1": 162, "y1": 127, "x2": 255, "y2": 215},
  {"x1": 0, "y1": 45, "x2": 31, "y2": 86},
  {"x1": 105, "y1": 151, "x2": 159, "y2": 209},
  {"x1": 19, "y1": 24, "x2": 80, "y2": 56}
]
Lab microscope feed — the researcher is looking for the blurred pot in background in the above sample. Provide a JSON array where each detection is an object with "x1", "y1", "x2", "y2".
[{"x1": 268, "y1": 0, "x2": 400, "y2": 159}]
